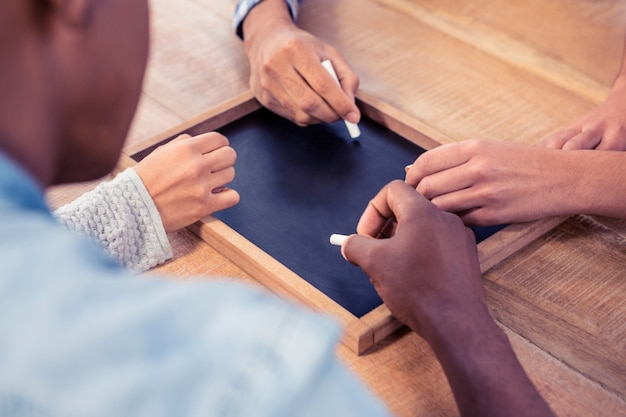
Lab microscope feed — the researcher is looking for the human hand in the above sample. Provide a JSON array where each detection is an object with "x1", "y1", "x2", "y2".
[
  {"x1": 242, "y1": 0, "x2": 360, "y2": 126},
  {"x1": 341, "y1": 180, "x2": 485, "y2": 336},
  {"x1": 540, "y1": 80, "x2": 626, "y2": 150},
  {"x1": 405, "y1": 140, "x2": 573, "y2": 225},
  {"x1": 343, "y1": 180, "x2": 556, "y2": 417},
  {"x1": 133, "y1": 133, "x2": 239, "y2": 232}
]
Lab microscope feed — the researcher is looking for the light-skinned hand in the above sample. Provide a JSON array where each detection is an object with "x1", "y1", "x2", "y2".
[
  {"x1": 541, "y1": 78, "x2": 626, "y2": 150},
  {"x1": 404, "y1": 140, "x2": 575, "y2": 225},
  {"x1": 134, "y1": 132, "x2": 239, "y2": 232}
]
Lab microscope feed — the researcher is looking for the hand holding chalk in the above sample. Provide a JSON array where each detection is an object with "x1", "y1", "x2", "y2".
[{"x1": 321, "y1": 60, "x2": 361, "y2": 139}]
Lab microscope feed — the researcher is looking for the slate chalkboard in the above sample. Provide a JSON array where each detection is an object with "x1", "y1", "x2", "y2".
[{"x1": 214, "y1": 108, "x2": 503, "y2": 317}]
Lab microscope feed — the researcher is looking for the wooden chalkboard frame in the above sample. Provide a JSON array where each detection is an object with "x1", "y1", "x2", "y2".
[{"x1": 121, "y1": 90, "x2": 566, "y2": 355}]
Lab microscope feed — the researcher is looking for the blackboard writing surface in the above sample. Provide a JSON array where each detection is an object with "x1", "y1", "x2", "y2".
[{"x1": 215, "y1": 108, "x2": 503, "y2": 317}]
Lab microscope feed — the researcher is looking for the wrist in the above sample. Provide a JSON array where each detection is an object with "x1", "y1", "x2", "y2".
[
  {"x1": 242, "y1": 0, "x2": 295, "y2": 43},
  {"x1": 418, "y1": 298, "x2": 498, "y2": 348},
  {"x1": 530, "y1": 148, "x2": 586, "y2": 218},
  {"x1": 566, "y1": 151, "x2": 626, "y2": 218}
]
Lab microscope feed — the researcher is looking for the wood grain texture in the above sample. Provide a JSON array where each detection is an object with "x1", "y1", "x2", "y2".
[
  {"x1": 298, "y1": 0, "x2": 626, "y2": 144},
  {"x1": 485, "y1": 214, "x2": 626, "y2": 396},
  {"x1": 431, "y1": 0, "x2": 625, "y2": 85},
  {"x1": 141, "y1": 0, "x2": 249, "y2": 120},
  {"x1": 336, "y1": 324, "x2": 626, "y2": 417},
  {"x1": 376, "y1": 0, "x2": 626, "y2": 103}
]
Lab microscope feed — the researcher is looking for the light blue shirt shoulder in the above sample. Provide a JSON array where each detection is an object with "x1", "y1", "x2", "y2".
[
  {"x1": 0, "y1": 151, "x2": 391, "y2": 417},
  {"x1": 233, "y1": 0, "x2": 300, "y2": 38}
]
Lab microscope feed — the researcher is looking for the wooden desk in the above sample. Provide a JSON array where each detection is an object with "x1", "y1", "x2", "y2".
[{"x1": 47, "y1": 0, "x2": 626, "y2": 415}]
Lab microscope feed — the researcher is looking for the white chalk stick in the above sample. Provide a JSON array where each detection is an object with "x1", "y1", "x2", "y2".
[
  {"x1": 329, "y1": 233, "x2": 349, "y2": 246},
  {"x1": 321, "y1": 60, "x2": 361, "y2": 139}
]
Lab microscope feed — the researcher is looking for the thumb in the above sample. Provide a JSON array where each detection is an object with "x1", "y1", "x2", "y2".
[{"x1": 341, "y1": 234, "x2": 378, "y2": 269}]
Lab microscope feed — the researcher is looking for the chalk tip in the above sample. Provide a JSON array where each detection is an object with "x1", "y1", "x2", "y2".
[
  {"x1": 346, "y1": 121, "x2": 361, "y2": 139},
  {"x1": 330, "y1": 233, "x2": 349, "y2": 246}
]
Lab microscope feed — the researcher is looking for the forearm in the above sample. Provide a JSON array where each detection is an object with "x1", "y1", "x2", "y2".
[
  {"x1": 556, "y1": 150, "x2": 626, "y2": 219},
  {"x1": 424, "y1": 306, "x2": 555, "y2": 417},
  {"x1": 514, "y1": 148, "x2": 626, "y2": 220}
]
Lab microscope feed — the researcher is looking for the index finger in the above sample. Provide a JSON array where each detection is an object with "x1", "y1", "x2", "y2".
[
  {"x1": 300, "y1": 58, "x2": 360, "y2": 123},
  {"x1": 356, "y1": 180, "x2": 428, "y2": 237},
  {"x1": 324, "y1": 52, "x2": 360, "y2": 103},
  {"x1": 405, "y1": 142, "x2": 471, "y2": 187},
  {"x1": 187, "y1": 132, "x2": 230, "y2": 155}
]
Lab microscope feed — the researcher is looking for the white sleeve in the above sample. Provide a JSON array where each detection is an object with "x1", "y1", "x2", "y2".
[{"x1": 53, "y1": 168, "x2": 173, "y2": 273}]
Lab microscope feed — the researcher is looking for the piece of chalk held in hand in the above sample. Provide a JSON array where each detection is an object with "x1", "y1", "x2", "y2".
[
  {"x1": 321, "y1": 60, "x2": 361, "y2": 139},
  {"x1": 330, "y1": 233, "x2": 349, "y2": 246}
]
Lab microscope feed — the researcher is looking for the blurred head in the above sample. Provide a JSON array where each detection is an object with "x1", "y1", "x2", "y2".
[{"x1": 0, "y1": 0, "x2": 150, "y2": 185}]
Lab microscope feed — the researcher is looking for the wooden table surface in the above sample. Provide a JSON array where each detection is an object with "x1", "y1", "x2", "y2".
[{"x1": 47, "y1": 1, "x2": 626, "y2": 416}]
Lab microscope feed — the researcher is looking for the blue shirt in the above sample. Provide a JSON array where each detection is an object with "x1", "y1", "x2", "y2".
[
  {"x1": 233, "y1": 0, "x2": 301, "y2": 37},
  {"x1": 0, "y1": 150, "x2": 391, "y2": 417}
]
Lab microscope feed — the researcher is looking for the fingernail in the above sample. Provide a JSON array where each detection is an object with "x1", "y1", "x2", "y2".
[{"x1": 405, "y1": 164, "x2": 413, "y2": 172}]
